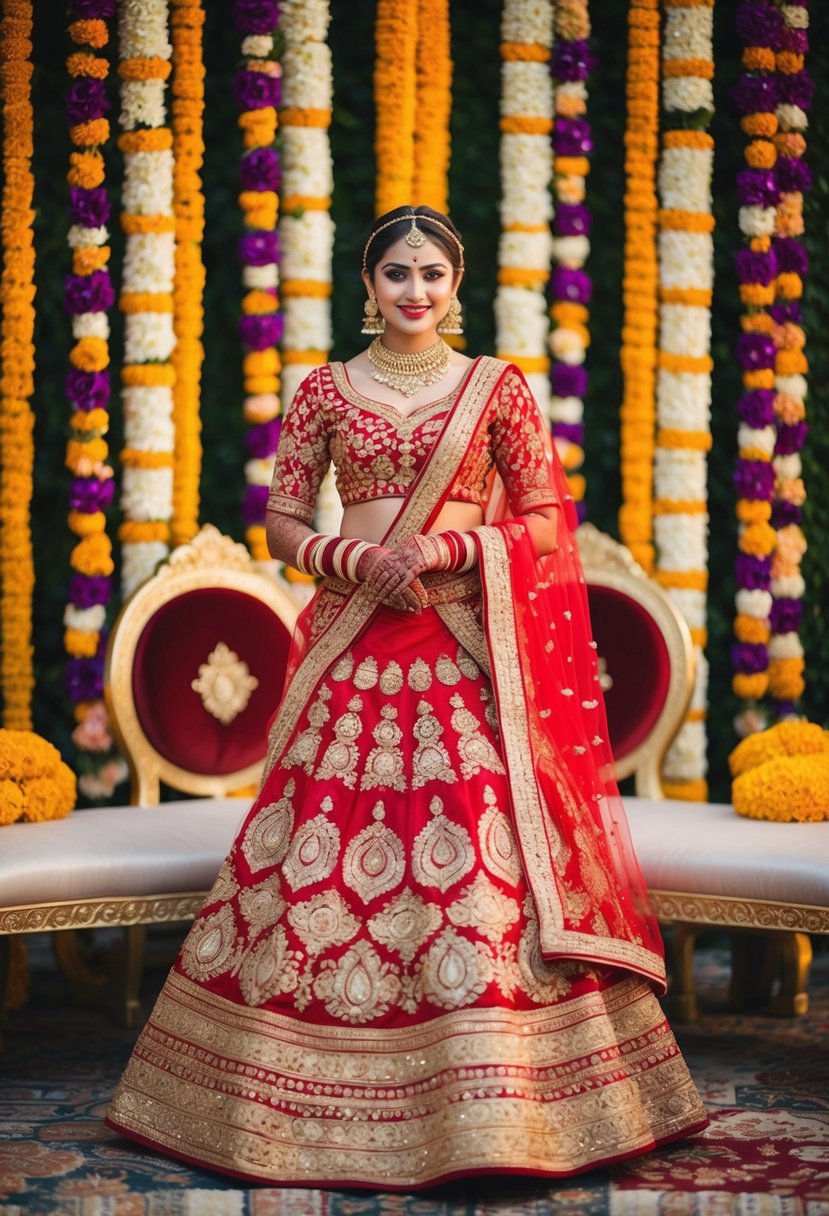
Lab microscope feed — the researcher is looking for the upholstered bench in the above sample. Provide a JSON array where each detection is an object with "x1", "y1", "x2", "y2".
[
  {"x1": 625, "y1": 797, "x2": 829, "y2": 1018},
  {"x1": 0, "y1": 798, "x2": 250, "y2": 1027}
]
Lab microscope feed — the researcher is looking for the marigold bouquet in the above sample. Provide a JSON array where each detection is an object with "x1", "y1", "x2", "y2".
[
  {"x1": 0, "y1": 730, "x2": 77, "y2": 826},
  {"x1": 729, "y1": 718, "x2": 829, "y2": 822}
]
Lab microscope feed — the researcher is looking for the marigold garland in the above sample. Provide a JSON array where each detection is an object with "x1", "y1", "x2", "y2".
[
  {"x1": 61, "y1": 0, "x2": 127, "y2": 801},
  {"x1": 412, "y1": 0, "x2": 452, "y2": 214},
  {"x1": 653, "y1": 0, "x2": 715, "y2": 802},
  {"x1": 117, "y1": 0, "x2": 176, "y2": 597},
  {"x1": 233, "y1": 1, "x2": 282, "y2": 564},
  {"x1": 0, "y1": 0, "x2": 36, "y2": 729},
  {"x1": 729, "y1": 720, "x2": 829, "y2": 823},
  {"x1": 170, "y1": 0, "x2": 206, "y2": 546},
  {"x1": 548, "y1": 0, "x2": 594, "y2": 519},
  {"x1": 373, "y1": 0, "x2": 416, "y2": 215},
  {"x1": 494, "y1": 0, "x2": 554, "y2": 417},
  {"x1": 618, "y1": 0, "x2": 660, "y2": 574}
]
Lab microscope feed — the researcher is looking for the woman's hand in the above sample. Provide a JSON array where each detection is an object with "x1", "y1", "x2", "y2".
[{"x1": 357, "y1": 545, "x2": 428, "y2": 612}]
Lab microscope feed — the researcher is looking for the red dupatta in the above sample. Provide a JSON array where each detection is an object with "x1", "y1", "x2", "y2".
[{"x1": 474, "y1": 438, "x2": 666, "y2": 990}]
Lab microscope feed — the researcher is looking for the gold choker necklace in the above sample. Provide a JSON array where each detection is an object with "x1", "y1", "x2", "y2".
[{"x1": 367, "y1": 337, "x2": 452, "y2": 397}]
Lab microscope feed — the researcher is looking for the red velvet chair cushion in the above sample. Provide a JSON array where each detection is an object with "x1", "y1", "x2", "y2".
[
  {"x1": 132, "y1": 587, "x2": 291, "y2": 777},
  {"x1": 586, "y1": 584, "x2": 672, "y2": 762}
]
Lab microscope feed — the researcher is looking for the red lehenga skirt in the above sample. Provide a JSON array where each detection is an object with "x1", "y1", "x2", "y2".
[{"x1": 106, "y1": 579, "x2": 707, "y2": 1189}]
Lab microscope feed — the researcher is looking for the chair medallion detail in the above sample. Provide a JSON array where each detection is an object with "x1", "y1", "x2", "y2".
[{"x1": 191, "y1": 642, "x2": 260, "y2": 725}]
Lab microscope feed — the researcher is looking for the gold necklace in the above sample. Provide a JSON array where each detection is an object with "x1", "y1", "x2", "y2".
[{"x1": 367, "y1": 337, "x2": 452, "y2": 397}]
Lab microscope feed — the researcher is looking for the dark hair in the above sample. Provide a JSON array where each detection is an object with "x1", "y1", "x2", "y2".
[{"x1": 362, "y1": 205, "x2": 464, "y2": 278}]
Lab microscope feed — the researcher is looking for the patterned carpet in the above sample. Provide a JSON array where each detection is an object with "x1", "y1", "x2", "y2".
[{"x1": 1, "y1": 931, "x2": 827, "y2": 1216}]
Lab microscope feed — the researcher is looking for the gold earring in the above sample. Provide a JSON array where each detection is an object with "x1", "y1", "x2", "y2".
[
  {"x1": 361, "y1": 292, "x2": 385, "y2": 335},
  {"x1": 437, "y1": 295, "x2": 463, "y2": 335}
]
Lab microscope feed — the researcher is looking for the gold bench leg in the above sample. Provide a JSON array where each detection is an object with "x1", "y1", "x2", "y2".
[
  {"x1": 52, "y1": 925, "x2": 148, "y2": 1028},
  {"x1": 729, "y1": 929, "x2": 813, "y2": 1017},
  {"x1": 664, "y1": 924, "x2": 699, "y2": 1022}
]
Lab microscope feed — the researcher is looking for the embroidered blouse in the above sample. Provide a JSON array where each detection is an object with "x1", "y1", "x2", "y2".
[{"x1": 266, "y1": 358, "x2": 558, "y2": 524}]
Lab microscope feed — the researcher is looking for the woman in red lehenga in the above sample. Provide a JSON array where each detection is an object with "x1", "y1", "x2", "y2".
[{"x1": 107, "y1": 205, "x2": 707, "y2": 1188}]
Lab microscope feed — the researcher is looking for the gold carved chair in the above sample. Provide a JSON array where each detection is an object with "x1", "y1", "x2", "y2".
[
  {"x1": 7, "y1": 525, "x2": 297, "y2": 1027},
  {"x1": 576, "y1": 522, "x2": 695, "y2": 797}
]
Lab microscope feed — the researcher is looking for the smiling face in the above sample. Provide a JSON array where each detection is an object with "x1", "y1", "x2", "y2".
[{"x1": 363, "y1": 235, "x2": 462, "y2": 348}]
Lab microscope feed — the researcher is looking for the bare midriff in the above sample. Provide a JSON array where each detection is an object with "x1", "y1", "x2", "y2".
[{"x1": 340, "y1": 499, "x2": 484, "y2": 545}]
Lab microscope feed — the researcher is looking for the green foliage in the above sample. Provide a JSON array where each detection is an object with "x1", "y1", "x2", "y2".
[{"x1": 12, "y1": 3, "x2": 829, "y2": 803}]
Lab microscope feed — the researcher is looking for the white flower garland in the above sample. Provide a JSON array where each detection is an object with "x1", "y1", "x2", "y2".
[
  {"x1": 117, "y1": 0, "x2": 175, "y2": 597},
  {"x1": 653, "y1": 0, "x2": 715, "y2": 801},
  {"x1": 278, "y1": 0, "x2": 339, "y2": 538},
  {"x1": 493, "y1": 0, "x2": 554, "y2": 414}
]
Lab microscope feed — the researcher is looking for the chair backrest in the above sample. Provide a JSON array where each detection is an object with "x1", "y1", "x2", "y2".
[
  {"x1": 105, "y1": 525, "x2": 298, "y2": 806},
  {"x1": 576, "y1": 522, "x2": 695, "y2": 799}
]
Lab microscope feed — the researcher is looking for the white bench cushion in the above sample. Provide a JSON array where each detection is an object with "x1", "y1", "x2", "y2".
[
  {"x1": 625, "y1": 797, "x2": 829, "y2": 909},
  {"x1": 0, "y1": 799, "x2": 250, "y2": 908}
]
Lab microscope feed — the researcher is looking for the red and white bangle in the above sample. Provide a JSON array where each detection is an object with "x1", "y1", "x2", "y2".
[
  {"x1": 411, "y1": 530, "x2": 477, "y2": 574},
  {"x1": 295, "y1": 534, "x2": 380, "y2": 582}
]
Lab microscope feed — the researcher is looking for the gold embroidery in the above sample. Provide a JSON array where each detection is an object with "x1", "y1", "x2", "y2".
[
  {"x1": 434, "y1": 599, "x2": 491, "y2": 678},
  {"x1": 191, "y1": 642, "x2": 259, "y2": 725},
  {"x1": 435, "y1": 653, "x2": 462, "y2": 686},
  {"x1": 353, "y1": 657, "x2": 379, "y2": 690},
  {"x1": 455, "y1": 645, "x2": 481, "y2": 681},
  {"x1": 313, "y1": 940, "x2": 401, "y2": 1023},
  {"x1": 180, "y1": 904, "x2": 240, "y2": 982},
  {"x1": 342, "y1": 802, "x2": 406, "y2": 904},
  {"x1": 109, "y1": 968, "x2": 707, "y2": 1186},
  {"x1": 366, "y1": 887, "x2": 443, "y2": 964},
  {"x1": 517, "y1": 897, "x2": 579, "y2": 1004},
  {"x1": 241, "y1": 780, "x2": 296, "y2": 874},
  {"x1": 447, "y1": 872, "x2": 520, "y2": 944},
  {"x1": 281, "y1": 685, "x2": 332, "y2": 774},
  {"x1": 478, "y1": 786, "x2": 524, "y2": 886},
  {"x1": 449, "y1": 692, "x2": 506, "y2": 780},
  {"x1": 412, "y1": 796, "x2": 475, "y2": 893},
  {"x1": 238, "y1": 880, "x2": 287, "y2": 934},
  {"x1": 282, "y1": 809, "x2": 341, "y2": 893},
  {"x1": 379, "y1": 660, "x2": 404, "y2": 695},
  {"x1": 315, "y1": 695, "x2": 363, "y2": 789},
  {"x1": 415, "y1": 927, "x2": 492, "y2": 1010},
  {"x1": 331, "y1": 653, "x2": 354, "y2": 682},
  {"x1": 207, "y1": 859, "x2": 239, "y2": 904},
  {"x1": 407, "y1": 657, "x2": 433, "y2": 692},
  {"x1": 238, "y1": 925, "x2": 301, "y2": 1007},
  {"x1": 287, "y1": 890, "x2": 360, "y2": 956},
  {"x1": 412, "y1": 699, "x2": 457, "y2": 790},
  {"x1": 360, "y1": 705, "x2": 406, "y2": 792}
]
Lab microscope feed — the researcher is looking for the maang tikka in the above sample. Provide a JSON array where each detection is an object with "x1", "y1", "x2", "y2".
[{"x1": 361, "y1": 291, "x2": 385, "y2": 335}]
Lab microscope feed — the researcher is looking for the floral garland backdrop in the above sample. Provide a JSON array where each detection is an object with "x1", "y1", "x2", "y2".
[
  {"x1": 233, "y1": 0, "x2": 282, "y2": 565},
  {"x1": 116, "y1": 0, "x2": 176, "y2": 598},
  {"x1": 494, "y1": 0, "x2": 554, "y2": 417},
  {"x1": 278, "y1": 0, "x2": 339, "y2": 542},
  {"x1": 768, "y1": 0, "x2": 810, "y2": 716},
  {"x1": 0, "y1": 0, "x2": 36, "y2": 730},
  {"x1": 170, "y1": 0, "x2": 206, "y2": 547},
  {"x1": 618, "y1": 0, "x2": 660, "y2": 575},
  {"x1": 62, "y1": 0, "x2": 127, "y2": 800},
  {"x1": 654, "y1": 0, "x2": 715, "y2": 802},
  {"x1": 548, "y1": 0, "x2": 593, "y2": 521}
]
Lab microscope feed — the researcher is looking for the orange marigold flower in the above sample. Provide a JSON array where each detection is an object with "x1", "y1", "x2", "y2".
[
  {"x1": 745, "y1": 140, "x2": 777, "y2": 169},
  {"x1": 740, "y1": 113, "x2": 778, "y2": 138},
  {"x1": 67, "y1": 150, "x2": 105, "y2": 189},
  {"x1": 69, "y1": 337, "x2": 109, "y2": 372},
  {"x1": 66, "y1": 51, "x2": 108, "y2": 79},
  {"x1": 68, "y1": 19, "x2": 108, "y2": 48},
  {"x1": 69, "y1": 117, "x2": 109, "y2": 146}
]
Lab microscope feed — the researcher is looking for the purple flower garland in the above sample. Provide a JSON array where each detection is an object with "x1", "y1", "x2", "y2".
[
  {"x1": 63, "y1": 0, "x2": 123, "y2": 797},
  {"x1": 548, "y1": 18, "x2": 595, "y2": 524},
  {"x1": 233, "y1": 0, "x2": 283, "y2": 557}
]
